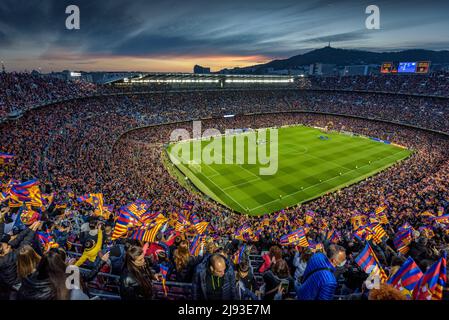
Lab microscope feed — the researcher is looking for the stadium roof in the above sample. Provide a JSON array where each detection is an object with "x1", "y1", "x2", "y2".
[{"x1": 110, "y1": 72, "x2": 297, "y2": 85}]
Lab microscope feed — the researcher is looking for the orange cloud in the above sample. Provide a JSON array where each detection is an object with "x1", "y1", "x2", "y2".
[{"x1": 13, "y1": 50, "x2": 272, "y2": 73}]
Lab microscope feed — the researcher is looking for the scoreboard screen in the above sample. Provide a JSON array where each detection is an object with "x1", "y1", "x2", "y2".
[
  {"x1": 416, "y1": 61, "x2": 430, "y2": 74},
  {"x1": 398, "y1": 62, "x2": 417, "y2": 73},
  {"x1": 381, "y1": 62, "x2": 394, "y2": 74}
]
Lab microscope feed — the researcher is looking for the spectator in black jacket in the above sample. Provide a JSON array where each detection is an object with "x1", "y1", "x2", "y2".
[
  {"x1": 192, "y1": 253, "x2": 237, "y2": 300},
  {"x1": 262, "y1": 259, "x2": 294, "y2": 300},
  {"x1": 0, "y1": 220, "x2": 39, "y2": 299},
  {"x1": 17, "y1": 247, "x2": 109, "y2": 300},
  {"x1": 120, "y1": 245, "x2": 160, "y2": 300}
]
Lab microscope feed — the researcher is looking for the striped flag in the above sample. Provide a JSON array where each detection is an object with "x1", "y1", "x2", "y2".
[
  {"x1": 431, "y1": 214, "x2": 449, "y2": 224},
  {"x1": 159, "y1": 264, "x2": 169, "y2": 296},
  {"x1": 353, "y1": 225, "x2": 374, "y2": 242},
  {"x1": 327, "y1": 229, "x2": 341, "y2": 244},
  {"x1": 354, "y1": 243, "x2": 388, "y2": 283},
  {"x1": 131, "y1": 215, "x2": 168, "y2": 243},
  {"x1": 174, "y1": 211, "x2": 190, "y2": 232},
  {"x1": 350, "y1": 213, "x2": 367, "y2": 230},
  {"x1": 304, "y1": 210, "x2": 315, "y2": 224},
  {"x1": 233, "y1": 245, "x2": 246, "y2": 265},
  {"x1": 394, "y1": 228, "x2": 413, "y2": 255},
  {"x1": 413, "y1": 252, "x2": 447, "y2": 300},
  {"x1": 369, "y1": 223, "x2": 388, "y2": 245},
  {"x1": 0, "y1": 152, "x2": 14, "y2": 165},
  {"x1": 189, "y1": 234, "x2": 206, "y2": 256},
  {"x1": 387, "y1": 257, "x2": 423, "y2": 299},
  {"x1": 112, "y1": 200, "x2": 158, "y2": 240},
  {"x1": 234, "y1": 223, "x2": 254, "y2": 242},
  {"x1": 193, "y1": 221, "x2": 209, "y2": 234},
  {"x1": 36, "y1": 230, "x2": 59, "y2": 252},
  {"x1": 9, "y1": 179, "x2": 43, "y2": 207},
  {"x1": 280, "y1": 228, "x2": 309, "y2": 247}
]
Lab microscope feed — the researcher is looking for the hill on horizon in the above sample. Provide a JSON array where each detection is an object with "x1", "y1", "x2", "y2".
[{"x1": 214, "y1": 46, "x2": 449, "y2": 74}]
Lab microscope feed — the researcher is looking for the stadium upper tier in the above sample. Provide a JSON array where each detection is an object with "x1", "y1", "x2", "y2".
[{"x1": 2, "y1": 71, "x2": 449, "y2": 122}]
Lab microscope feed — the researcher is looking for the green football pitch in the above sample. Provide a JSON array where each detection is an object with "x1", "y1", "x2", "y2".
[{"x1": 166, "y1": 125, "x2": 412, "y2": 216}]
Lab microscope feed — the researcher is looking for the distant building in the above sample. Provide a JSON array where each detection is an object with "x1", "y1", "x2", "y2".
[
  {"x1": 309, "y1": 63, "x2": 336, "y2": 76},
  {"x1": 193, "y1": 65, "x2": 211, "y2": 74},
  {"x1": 342, "y1": 65, "x2": 369, "y2": 76}
]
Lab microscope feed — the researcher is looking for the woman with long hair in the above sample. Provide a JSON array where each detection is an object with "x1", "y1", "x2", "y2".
[
  {"x1": 120, "y1": 245, "x2": 158, "y2": 300},
  {"x1": 17, "y1": 245, "x2": 41, "y2": 280},
  {"x1": 18, "y1": 247, "x2": 110, "y2": 300},
  {"x1": 18, "y1": 248, "x2": 70, "y2": 300},
  {"x1": 172, "y1": 240, "x2": 201, "y2": 282}
]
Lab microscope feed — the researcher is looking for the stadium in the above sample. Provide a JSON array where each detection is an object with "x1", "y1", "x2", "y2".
[{"x1": 1, "y1": 0, "x2": 449, "y2": 307}]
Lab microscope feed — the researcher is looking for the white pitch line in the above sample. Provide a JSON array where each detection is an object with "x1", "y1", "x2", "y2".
[
  {"x1": 170, "y1": 153, "x2": 248, "y2": 212},
  {"x1": 248, "y1": 149, "x2": 409, "y2": 212},
  {"x1": 222, "y1": 177, "x2": 262, "y2": 191}
]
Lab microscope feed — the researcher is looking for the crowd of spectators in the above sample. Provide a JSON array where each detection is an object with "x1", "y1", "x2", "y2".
[
  {"x1": 1, "y1": 75, "x2": 449, "y2": 300},
  {"x1": 302, "y1": 71, "x2": 449, "y2": 97}
]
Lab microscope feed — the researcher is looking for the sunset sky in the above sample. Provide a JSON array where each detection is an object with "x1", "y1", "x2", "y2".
[{"x1": 1, "y1": 0, "x2": 449, "y2": 72}]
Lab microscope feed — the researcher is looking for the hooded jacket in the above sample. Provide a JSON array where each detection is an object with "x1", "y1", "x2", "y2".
[{"x1": 296, "y1": 252, "x2": 337, "y2": 300}]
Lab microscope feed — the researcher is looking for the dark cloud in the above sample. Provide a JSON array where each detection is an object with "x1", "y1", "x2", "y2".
[{"x1": 1, "y1": 0, "x2": 449, "y2": 70}]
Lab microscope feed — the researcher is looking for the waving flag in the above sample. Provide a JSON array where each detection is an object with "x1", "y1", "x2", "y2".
[
  {"x1": 193, "y1": 221, "x2": 209, "y2": 234},
  {"x1": 369, "y1": 223, "x2": 388, "y2": 245},
  {"x1": 273, "y1": 211, "x2": 288, "y2": 223},
  {"x1": 304, "y1": 210, "x2": 315, "y2": 224},
  {"x1": 130, "y1": 215, "x2": 168, "y2": 243},
  {"x1": 112, "y1": 200, "x2": 158, "y2": 240},
  {"x1": 233, "y1": 245, "x2": 247, "y2": 265},
  {"x1": 77, "y1": 193, "x2": 107, "y2": 218},
  {"x1": 394, "y1": 228, "x2": 413, "y2": 255},
  {"x1": 189, "y1": 212, "x2": 200, "y2": 225},
  {"x1": 419, "y1": 226, "x2": 435, "y2": 239},
  {"x1": 174, "y1": 211, "x2": 190, "y2": 232},
  {"x1": 374, "y1": 205, "x2": 389, "y2": 224},
  {"x1": 388, "y1": 257, "x2": 423, "y2": 299},
  {"x1": 189, "y1": 234, "x2": 206, "y2": 256},
  {"x1": 0, "y1": 191, "x2": 8, "y2": 203},
  {"x1": 280, "y1": 228, "x2": 309, "y2": 247},
  {"x1": 327, "y1": 229, "x2": 341, "y2": 244},
  {"x1": 354, "y1": 243, "x2": 388, "y2": 283},
  {"x1": 0, "y1": 152, "x2": 14, "y2": 165},
  {"x1": 159, "y1": 264, "x2": 169, "y2": 296},
  {"x1": 10, "y1": 179, "x2": 42, "y2": 207},
  {"x1": 413, "y1": 252, "x2": 447, "y2": 300},
  {"x1": 19, "y1": 209, "x2": 40, "y2": 226},
  {"x1": 36, "y1": 230, "x2": 59, "y2": 252},
  {"x1": 350, "y1": 213, "x2": 367, "y2": 230},
  {"x1": 354, "y1": 225, "x2": 374, "y2": 242},
  {"x1": 234, "y1": 223, "x2": 255, "y2": 242},
  {"x1": 431, "y1": 214, "x2": 449, "y2": 224}
]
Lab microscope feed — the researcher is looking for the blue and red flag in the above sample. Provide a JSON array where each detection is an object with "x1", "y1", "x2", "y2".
[
  {"x1": 189, "y1": 234, "x2": 206, "y2": 256},
  {"x1": 233, "y1": 245, "x2": 246, "y2": 265},
  {"x1": 387, "y1": 257, "x2": 423, "y2": 298},
  {"x1": 280, "y1": 228, "x2": 309, "y2": 247},
  {"x1": 394, "y1": 228, "x2": 413, "y2": 255},
  {"x1": 354, "y1": 243, "x2": 388, "y2": 283},
  {"x1": 413, "y1": 252, "x2": 447, "y2": 300},
  {"x1": 159, "y1": 264, "x2": 169, "y2": 296},
  {"x1": 0, "y1": 152, "x2": 14, "y2": 165}
]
